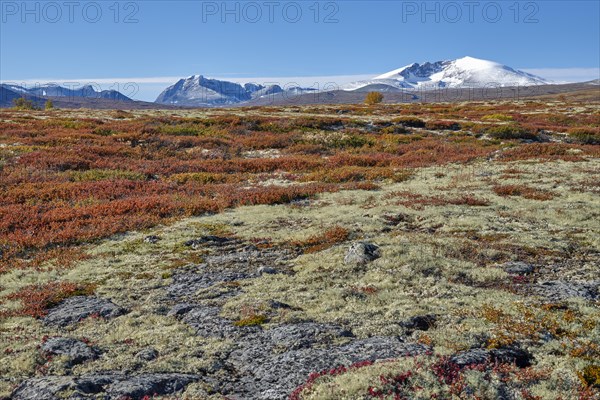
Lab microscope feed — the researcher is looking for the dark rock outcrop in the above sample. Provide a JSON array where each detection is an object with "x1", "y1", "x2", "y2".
[
  {"x1": 40, "y1": 337, "x2": 98, "y2": 366},
  {"x1": 43, "y1": 296, "x2": 126, "y2": 327}
]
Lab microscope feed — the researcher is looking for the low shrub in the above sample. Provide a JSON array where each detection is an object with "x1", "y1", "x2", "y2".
[
  {"x1": 391, "y1": 117, "x2": 425, "y2": 128},
  {"x1": 425, "y1": 120, "x2": 462, "y2": 131},
  {"x1": 568, "y1": 128, "x2": 600, "y2": 145},
  {"x1": 493, "y1": 184, "x2": 555, "y2": 201},
  {"x1": 486, "y1": 125, "x2": 538, "y2": 140},
  {"x1": 482, "y1": 113, "x2": 514, "y2": 121},
  {"x1": 233, "y1": 314, "x2": 268, "y2": 327},
  {"x1": 292, "y1": 226, "x2": 349, "y2": 253},
  {"x1": 579, "y1": 365, "x2": 600, "y2": 388},
  {"x1": 2, "y1": 282, "x2": 96, "y2": 318}
]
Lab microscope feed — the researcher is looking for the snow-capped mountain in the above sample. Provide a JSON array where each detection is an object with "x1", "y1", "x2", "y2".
[
  {"x1": 1, "y1": 83, "x2": 132, "y2": 101},
  {"x1": 346, "y1": 56, "x2": 549, "y2": 91},
  {"x1": 155, "y1": 75, "x2": 319, "y2": 106},
  {"x1": 155, "y1": 75, "x2": 283, "y2": 106}
]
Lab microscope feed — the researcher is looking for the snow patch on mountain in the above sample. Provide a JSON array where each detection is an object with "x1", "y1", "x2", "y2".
[{"x1": 346, "y1": 56, "x2": 549, "y2": 91}]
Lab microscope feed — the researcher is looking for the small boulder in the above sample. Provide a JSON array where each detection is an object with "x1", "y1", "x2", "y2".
[
  {"x1": 451, "y1": 346, "x2": 533, "y2": 368},
  {"x1": 144, "y1": 235, "x2": 160, "y2": 244},
  {"x1": 267, "y1": 300, "x2": 292, "y2": 310},
  {"x1": 258, "y1": 266, "x2": 278, "y2": 275},
  {"x1": 40, "y1": 337, "x2": 98, "y2": 366},
  {"x1": 400, "y1": 314, "x2": 437, "y2": 333},
  {"x1": 491, "y1": 347, "x2": 533, "y2": 368},
  {"x1": 136, "y1": 347, "x2": 158, "y2": 362},
  {"x1": 185, "y1": 236, "x2": 232, "y2": 248},
  {"x1": 43, "y1": 296, "x2": 126, "y2": 327},
  {"x1": 344, "y1": 242, "x2": 381, "y2": 265},
  {"x1": 535, "y1": 281, "x2": 598, "y2": 301},
  {"x1": 501, "y1": 261, "x2": 534, "y2": 275},
  {"x1": 451, "y1": 348, "x2": 491, "y2": 367},
  {"x1": 167, "y1": 303, "x2": 195, "y2": 317}
]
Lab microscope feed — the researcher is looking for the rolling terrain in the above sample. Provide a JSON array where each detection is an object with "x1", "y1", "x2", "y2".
[{"x1": 0, "y1": 99, "x2": 599, "y2": 399}]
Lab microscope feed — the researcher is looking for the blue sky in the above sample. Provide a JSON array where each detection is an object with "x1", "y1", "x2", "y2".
[{"x1": 1, "y1": 1, "x2": 599, "y2": 101}]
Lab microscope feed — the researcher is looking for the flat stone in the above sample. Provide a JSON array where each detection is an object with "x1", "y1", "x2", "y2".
[
  {"x1": 136, "y1": 347, "x2": 159, "y2": 361},
  {"x1": 182, "y1": 306, "x2": 259, "y2": 338},
  {"x1": 225, "y1": 333, "x2": 428, "y2": 399},
  {"x1": 451, "y1": 346, "x2": 533, "y2": 368},
  {"x1": 502, "y1": 262, "x2": 534, "y2": 275},
  {"x1": 185, "y1": 236, "x2": 234, "y2": 248},
  {"x1": 43, "y1": 296, "x2": 126, "y2": 327},
  {"x1": 534, "y1": 281, "x2": 598, "y2": 301},
  {"x1": 167, "y1": 303, "x2": 195, "y2": 317},
  {"x1": 107, "y1": 373, "x2": 199, "y2": 398},
  {"x1": 40, "y1": 337, "x2": 98, "y2": 365},
  {"x1": 12, "y1": 377, "x2": 74, "y2": 400}
]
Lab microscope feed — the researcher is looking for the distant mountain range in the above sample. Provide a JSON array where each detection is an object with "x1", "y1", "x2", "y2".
[
  {"x1": 2, "y1": 83, "x2": 131, "y2": 102},
  {"x1": 155, "y1": 75, "x2": 317, "y2": 106},
  {"x1": 1, "y1": 57, "x2": 597, "y2": 108}
]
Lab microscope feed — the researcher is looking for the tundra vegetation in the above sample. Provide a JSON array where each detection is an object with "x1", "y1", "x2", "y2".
[{"x1": 0, "y1": 100, "x2": 599, "y2": 399}]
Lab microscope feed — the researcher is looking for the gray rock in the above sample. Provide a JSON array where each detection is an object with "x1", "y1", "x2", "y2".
[
  {"x1": 258, "y1": 266, "x2": 278, "y2": 275},
  {"x1": 107, "y1": 373, "x2": 199, "y2": 398},
  {"x1": 144, "y1": 235, "x2": 160, "y2": 244},
  {"x1": 491, "y1": 347, "x2": 532, "y2": 368},
  {"x1": 344, "y1": 242, "x2": 381, "y2": 265},
  {"x1": 450, "y1": 348, "x2": 491, "y2": 367},
  {"x1": 184, "y1": 235, "x2": 233, "y2": 248},
  {"x1": 167, "y1": 270, "x2": 250, "y2": 298},
  {"x1": 182, "y1": 306, "x2": 259, "y2": 338},
  {"x1": 267, "y1": 300, "x2": 292, "y2": 310},
  {"x1": 502, "y1": 261, "x2": 534, "y2": 275},
  {"x1": 40, "y1": 337, "x2": 98, "y2": 365},
  {"x1": 12, "y1": 376, "x2": 73, "y2": 400},
  {"x1": 43, "y1": 296, "x2": 126, "y2": 327},
  {"x1": 451, "y1": 347, "x2": 532, "y2": 368},
  {"x1": 12, "y1": 374, "x2": 126, "y2": 399},
  {"x1": 12, "y1": 373, "x2": 198, "y2": 399},
  {"x1": 225, "y1": 333, "x2": 428, "y2": 399},
  {"x1": 534, "y1": 281, "x2": 598, "y2": 301},
  {"x1": 400, "y1": 314, "x2": 437, "y2": 333},
  {"x1": 136, "y1": 347, "x2": 158, "y2": 361},
  {"x1": 73, "y1": 373, "x2": 123, "y2": 394},
  {"x1": 167, "y1": 303, "x2": 195, "y2": 317}
]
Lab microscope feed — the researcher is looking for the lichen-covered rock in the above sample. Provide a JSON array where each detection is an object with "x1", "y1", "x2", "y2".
[
  {"x1": 501, "y1": 261, "x2": 534, "y2": 275},
  {"x1": 491, "y1": 347, "x2": 532, "y2": 368},
  {"x1": 40, "y1": 337, "x2": 98, "y2": 365},
  {"x1": 167, "y1": 302, "x2": 195, "y2": 317},
  {"x1": 451, "y1": 348, "x2": 491, "y2": 367},
  {"x1": 136, "y1": 347, "x2": 159, "y2": 361},
  {"x1": 344, "y1": 241, "x2": 381, "y2": 265},
  {"x1": 43, "y1": 296, "x2": 126, "y2": 327},
  {"x1": 182, "y1": 306, "x2": 259, "y2": 338},
  {"x1": 12, "y1": 377, "x2": 73, "y2": 400},
  {"x1": 451, "y1": 346, "x2": 532, "y2": 368},
  {"x1": 73, "y1": 373, "x2": 123, "y2": 394},
  {"x1": 400, "y1": 314, "x2": 437, "y2": 333},
  {"x1": 534, "y1": 281, "x2": 598, "y2": 301},
  {"x1": 225, "y1": 324, "x2": 429, "y2": 399},
  {"x1": 12, "y1": 373, "x2": 198, "y2": 400},
  {"x1": 107, "y1": 373, "x2": 199, "y2": 398},
  {"x1": 184, "y1": 235, "x2": 234, "y2": 248}
]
